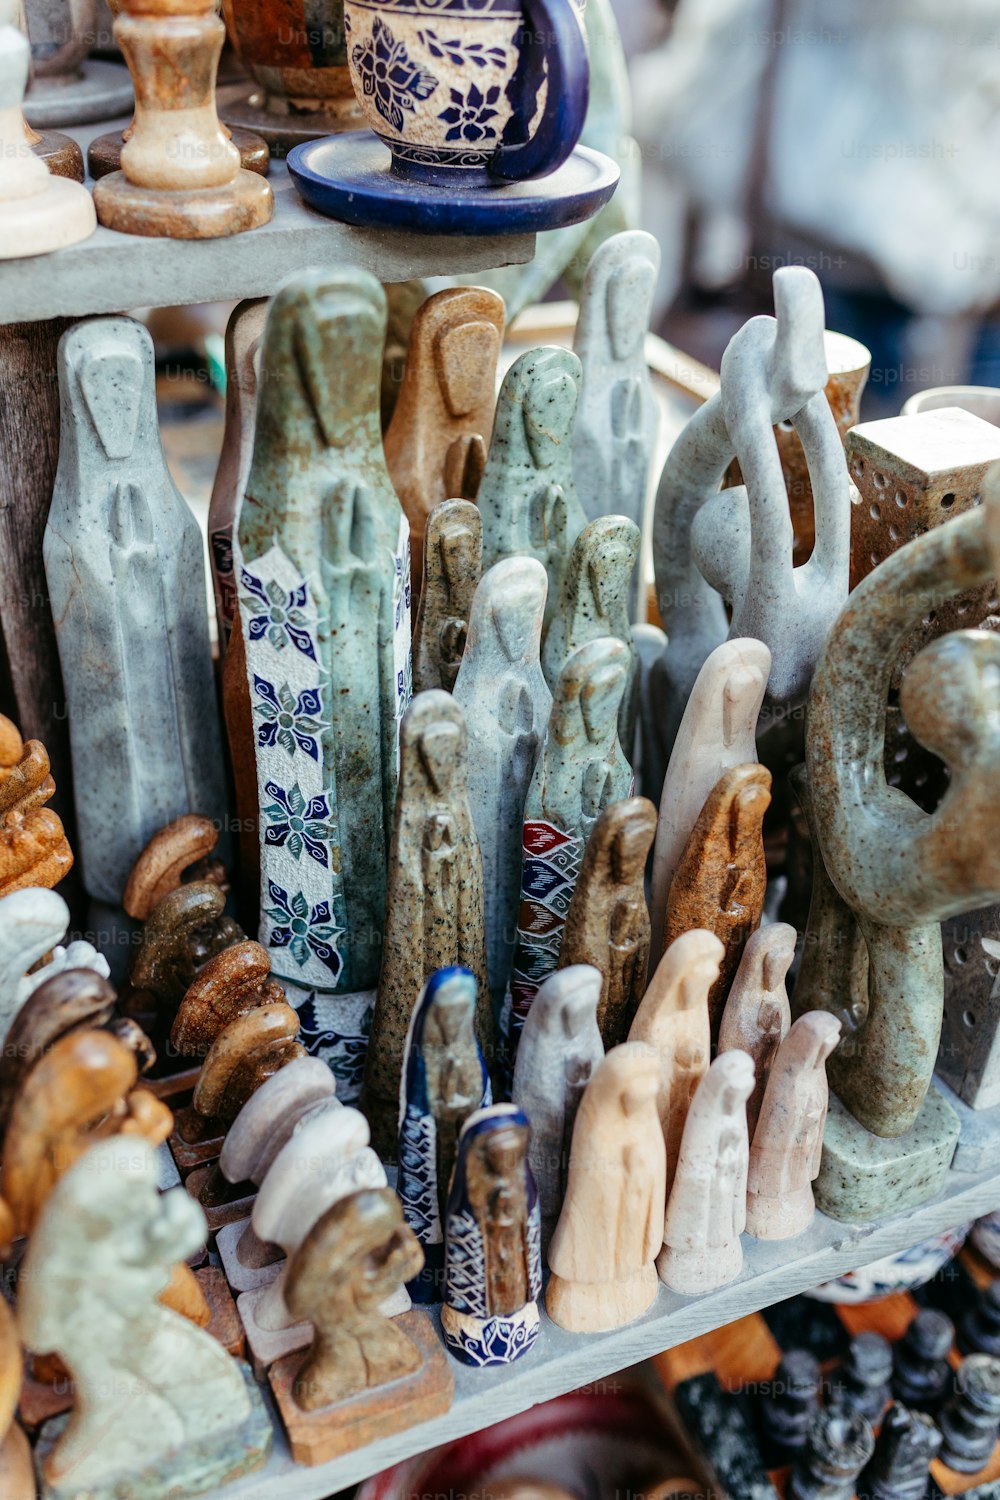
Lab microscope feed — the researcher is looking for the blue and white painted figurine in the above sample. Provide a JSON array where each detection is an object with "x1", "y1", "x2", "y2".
[{"x1": 441, "y1": 1104, "x2": 542, "y2": 1367}]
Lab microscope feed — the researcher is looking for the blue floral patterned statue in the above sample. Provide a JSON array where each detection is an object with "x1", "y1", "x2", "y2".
[
  {"x1": 397, "y1": 966, "x2": 492, "y2": 1304},
  {"x1": 441, "y1": 1104, "x2": 542, "y2": 1367}
]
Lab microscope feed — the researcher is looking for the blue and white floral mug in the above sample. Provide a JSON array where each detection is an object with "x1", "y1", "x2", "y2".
[{"x1": 343, "y1": 0, "x2": 589, "y2": 187}]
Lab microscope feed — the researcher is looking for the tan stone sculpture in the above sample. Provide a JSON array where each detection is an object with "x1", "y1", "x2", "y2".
[
  {"x1": 411, "y1": 499, "x2": 483, "y2": 694},
  {"x1": 128, "y1": 881, "x2": 243, "y2": 1016},
  {"x1": 718, "y1": 923, "x2": 795, "y2": 1137},
  {"x1": 123, "y1": 813, "x2": 225, "y2": 922},
  {"x1": 0, "y1": 967, "x2": 117, "y2": 1134},
  {"x1": 0, "y1": 738, "x2": 73, "y2": 897}
]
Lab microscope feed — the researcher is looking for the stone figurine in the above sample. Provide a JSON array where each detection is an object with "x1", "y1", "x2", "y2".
[
  {"x1": 412, "y1": 499, "x2": 483, "y2": 694},
  {"x1": 17, "y1": 1138, "x2": 268, "y2": 1496},
  {"x1": 22, "y1": 0, "x2": 133, "y2": 125},
  {"x1": 547, "y1": 1043, "x2": 666, "y2": 1333},
  {"x1": 363, "y1": 692, "x2": 491, "y2": 1160},
  {"x1": 859, "y1": 1402, "x2": 941, "y2": 1500},
  {"x1": 0, "y1": 886, "x2": 102, "y2": 1041},
  {"x1": 441, "y1": 1104, "x2": 542, "y2": 1367},
  {"x1": 235, "y1": 270, "x2": 411, "y2": 1000},
  {"x1": 43, "y1": 316, "x2": 227, "y2": 904},
  {"x1": 834, "y1": 1334, "x2": 894, "y2": 1426},
  {"x1": 892, "y1": 1310, "x2": 955, "y2": 1416},
  {"x1": 938, "y1": 1355, "x2": 1000, "y2": 1473},
  {"x1": 511, "y1": 964, "x2": 604, "y2": 1249},
  {"x1": 961, "y1": 1282, "x2": 1000, "y2": 1358},
  {"x1": 128, "y1": 881, "x2": 242, "y2": 1016},
  {"x1": 557, "y1": 796, "x2": 656, "y2": 1048},
  {"x1": 787, "y1": 1409, "x2": 875, "y2": 1500},
  {"x1": 745, "y1": 1012, "x2": 841, "y2": 1241},
  {"x1": 478, "y1": 347, "x2": 588, "y2": 633},
  {"x1": 541, "y1": 515, "x2": 641, "y2": 754},
  {"x1": 650, "y1": 267, "x2": 849, "y2": 770},
  {"x1": 572, "y1": 230, "x2": 660, "y2": 621},
  {"x1": 0, "y1": 738, "x2": 74, "y2": 897},
  {"x1": 760, "y1": 1351, "x2": 822, "y2": 1463},
  {"x1": 122, "y1": 812, "x2": 226, "y2": 922},
  {"x1": 453, "y1": 557, "x2": 551, "y2": 1013},
  {"x1": 656, "y1": 1049, "x2": 755, "y2": 1296},
  {"x1": 383, "y1": 286, "x2": 505, "y2": 596},
  {"x1": 0, "y1": 966, "x2": 117, "y2": 1135},
  {"x1": 628, "y1": 929, "x2": 722, "y2": 1194},
  {"x1": 664, "y1": 763, "x2": 771, "y2": 1038},
  {"x1": 506, "y1": 637, "x2": 633, "y2": 1045},
  {"x1": 718, "y1": 923, "x2": 795, "y2": 1137},
  {"x1": 397, "y1": 967, "x2": 492, "y2": 1304},
  {"x1": 647, "y1": 638, "x2": 770, "y2": 970}
]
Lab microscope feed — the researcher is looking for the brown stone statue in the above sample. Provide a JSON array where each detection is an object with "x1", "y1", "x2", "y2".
[
  {"x1": 363, "y1": 692, "x2": 491, "y2": 1159},
  {"x1": 411, "y1": 499, "x2": 483, "y2": 694},
  {"x1": 664, "y1": 763, "x2": 771, "y2": 1039},
  {"x1": 0, "y1": 737, "x2": 73, "y2": 895},
  {"x1": 122, "y1": 812, "x2": 227, "y2": 921},
  {"x1": 128, "y1": 880, "x2": 243, "y2": 1014},
  {"x1": 0, "y1": 968, "x2": 117, "y2": 1134},
  {"x1": 558, "y1": 797, "x2": 657, "y2": 1048}
]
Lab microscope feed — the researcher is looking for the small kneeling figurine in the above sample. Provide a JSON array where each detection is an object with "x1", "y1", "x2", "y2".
[{"x1": 442, "y1": 1104, "x2": 542, "y2": 1367}]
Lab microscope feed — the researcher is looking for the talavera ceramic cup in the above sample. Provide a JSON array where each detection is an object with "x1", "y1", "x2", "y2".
[{"x1": 343, "y1": 0, "x2": 589, "y2": 186}]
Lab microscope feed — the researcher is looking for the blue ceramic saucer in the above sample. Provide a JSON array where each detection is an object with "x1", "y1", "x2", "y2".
[{"x1": 287, "y1": 131, "x2": 620, "y2": 236}]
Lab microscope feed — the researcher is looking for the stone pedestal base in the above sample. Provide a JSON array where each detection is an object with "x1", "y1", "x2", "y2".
[
  {"x1": 88, "y1": 126, "x2": 270, "y2": 181},
  {"x1": 31, "y1": 131, "x2": 84, "y2": 182},
  {"x1": 546, "y1": 1265, "x2": 658, "y2": 1333},
  {"x1": 656, "y1": 1237, "x2": 743, "y2": 1296},
  {"x1": 216, "y1": 1218, "x2": 281, "y2": 1293},
  {"x1": 185, "y1": 1162, "x2": 255, "y2": 1233},
  {"x1": 935, "y1": 1076, "x2": 1000, "y2": 1173},
  {"x1": 239, "y1": 1275, "x2": 411, "y2": 1377},
  {"x1": 23, "y1": 61, "x2": 133, "y2": 128},
  {"x1": 815, "y1": 1088, "x2": 959, "y2": 1224},
  {"x1": 93, "y1": 169, "x2": 273, "y2": 240},
  {"x1": 169, "y1": 1106, "x2": 225, "y2": 1175}
]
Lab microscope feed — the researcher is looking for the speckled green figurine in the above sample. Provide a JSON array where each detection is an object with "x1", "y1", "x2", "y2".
[
  {"x1": 800, "y1": 494, "x2": 1000, "y2": 1219},
  {"x1": 234, "y1": 270, "x2": 411, "y2": 1023},
  {"x1": 478, "y1": 347, "x2": 587, "y2": 635}
]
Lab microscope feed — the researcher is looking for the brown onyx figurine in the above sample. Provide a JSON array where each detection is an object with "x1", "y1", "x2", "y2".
[
  {"x1": 128, "y1": 881, "x2": 243, "y2": 1015},
  {"x1": 384, "y1": 288, "x2": 505, "y2": 598},
  {"x1": 557, "y1": 797, "x2": 657, "y2": 1049},
  {"x1": 93, "y1": 0, "x2": 274, "y2": 239},
  {"x1": 664, "y1": 763, "x2": 771, "y2": 1039},
  {"x1": 122, "y1": 812, "x2": 226, "y2": 922},
  {"x1": 0, "y1": 737, "x2": 73, "y2": 896},
  {"x1": 0, "y1": 967, "x2": 117, "y2": 1134},
  {"x1": 411, "y1": 499, "x2": 483, "y2": 694}
]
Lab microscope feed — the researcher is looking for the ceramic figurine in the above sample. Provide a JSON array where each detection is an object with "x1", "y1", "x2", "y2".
[
  {"x1": 541, "y1": 515, "x2": 641, "y2": 753},
  {"x1": 656, "y1": 1049, "x2": 755, "y2": 1295},
  {"x1": 235, "y1": 270, "x2": 411, "y2": 1005},
  {"x1": 453, "y1": 557, "x2": 551, "y2": 1012},
  {"x1": 412, "y1": 499, "x2": 483, "y2": 694},
  {"x1": 650, "y1": 267, "x2": 849, "y2": 768},
  {"x1": 22, "y1": 0, "x2": 133, "y2": 125},
  {"x1": 363, "y1": 692, "x2": 491, "y2": 1160},
  {"x1": 663, "y1": 763, "x2": 771, "y2": 1038},
  {"x1": 478, "y1": 348, "x2": 588, "y2": 633},
  {"x1": 718, "y1": 923, "x2": 795, "y2": 1137},
  {"x1": 44, "y1": 317, "x2": 228, "y2": 904},
  {"x1": 384, "y1": 287, "x2": 505, "y2": 596},
  {"x1": 859, "y1": 1402, "x2": 941, "y2": 1500},
  {"x1": 557, "y1": 796, "x2": 656, "y2": 1048},
  {"x1": 745, "y1": 1012, "x2": 841, "y2": 1241},
  {"x1": 0, "y1": 967, "x2": 117, "y2": 1134},
  {"x1": 506, "y1": 637, "x2": 633, "y2": 1045},
  {"x1": 938, "y1": 1355, "x2": 1000, "y2": 1473},
  {"x1": 628, "y1": 929, "x2": 722, "y2": 1194},
  {"x1": 129, "y1": 882, "x2": 242, "y2": 1016},
  {"x1": 397, "y1": 967, "x2": 491, "y2": 1303},
  {"x1": 0, "y1": 25, "x2": 95, "y2": 257},
  {"x1": 647, "y1": 639, "x2": 770, "y2": 970},
  {"x1": 0, "y1": 739, "x2": 73, "y2": 897},
  {"x1": 17, "y1": 1137, "x2": 269, "y2": 1497},
  {"x1": 510, "y1": 964, "x2": 604, "y2": 1248},
  {"x1": 441, "y1": 1104, "x2": 542, "y2": 1367},
  {"x1": 572, "y1": 230, "x2": 660, "y2": 620},
  {"x1": 92, "y1": 0, "x2": 273, "y2": 237},
  {"x1": 122, "y1": 812, "x2": 226, "y2": 922},
  {"x1": 788, "y1": 1409, "x2": 875, "y2": 1500},
  {"x1": 547, "y1": 1043, "x2": 666, "y2": 1333}
]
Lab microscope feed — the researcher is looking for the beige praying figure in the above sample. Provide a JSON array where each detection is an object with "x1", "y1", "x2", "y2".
[{"x1": 718, "y1": 923, "x2": 795, "y2": 1137}]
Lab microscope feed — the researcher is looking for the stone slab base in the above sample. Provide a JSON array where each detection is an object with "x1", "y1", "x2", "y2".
[
  {"x1": 185, "y1": 1163, "x2": 256, "y2": 1233},
  {"x1": 169, "y1": 1106, "x2": 226, "y2": 1175},
  {"x1": 935, "y1": 1077, "x2": 1000, "y2": 1173},
  {"x1": 216, "y1": 1219, "x2": 282, "y2": 1294},
  {"x1": 237, "y1": 1283, "x2": 310, "y2": 1377},
  {"x1": 816, "y1": 1087, "x2": 960, "y2": 1223}
]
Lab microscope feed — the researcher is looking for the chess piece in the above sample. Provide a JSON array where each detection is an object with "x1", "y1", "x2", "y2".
[
  {"x1": 0, "y1": 0, "x2": 81, "y2": 177},
  {"x1": 664, "y1": 763, "x2": 771, "y2": 1038},
  {"x1": 22, "y1": 0, "x2": 133, "y2": 125},
  {"x1": 572, "y1": 230, "x2": 660, "y2": 620},
  {"x1": 0, "y1": 738, "x2": 73, "y2": 896},
  {"x1": 557, "y1": 796, "x2": 656, "y2": 1048},
  {"x1": 363, "y1": 692, "x2": 491, "y2": 1160},
  {"x1": 647, "y1": 639, "x2": 770, "y2": 968},
  {"x1": 235, "y1": 271, "x2": 410, "y2": 1005},
  {"x1": 0, "y1": 967, "x2": 116, "y2": 1134},
  {"x1": 541, "y1": 515, "x2": 641, "y2": 753},
  {"x1": 0, "y1": 886, "x2": 91, "y2": 1039},
  {"x1": 267, "y1": 1187, "x2": 453, "y2": 1465},
  {"x1": 511, "y1": 964, "x2": 604, "y2": 1248},
  {"x1": 745, "y1": 1011, "x2": 840, "y2": 1240},
  {"x1": 17, "y1": 1137, "x2": 269, "y2": 1496},
  {"x1": 441, "y1": 1104, "x2": 542, "y2": 1365},
  {"x1": 961, "y1": 1281, "x2": 1000, "y2": 1358},
  {"x1": 507, "y1": 637, "x2": 633, "y2": 1045},
  {"x1": 547, "y1": 1043, "x2": 666, "y2": 1332},
  {"x1": 788, "y1": 1408, "x2": 875, "y2": 1500},
  {"x1": 833, "y1": 1333, "x2": 893, "y2": 1425},
  {"x1": 453, "y1": 557, "x2": 551, "y2": 1012},
  {"x1": 892, "y1": 1310, "x2": 955, "y2": 1415},
  {"x1": 938, "y1": 1355, "x2": 1000, "y2": 1473},
  {"x1": 92, "y1": 0, "x2": 273, "y2": 238},
  {"x1": 628, "y1": 929, "x2": 720, "y2": 1193},
  {"x1": 413, "y1": 499, "x2": 483, "y2": 694},
  {"x1": 129, "y1": 881, "x2": 242, "y2": 1015},
  {"x1": 759, "y1": 1350, "x2": 822, "y2": 1462},
  {"x1": 478, "y1": 348, "x2": 588, "y2": 633},
  {"x1": 656, "y1": 1049, "x2": 754, "y2": 1295},
  {"x1": 45, "y1": 317, "x2": 228, "y2": 904},
  {"x1": 397, "y1": 967, "x2": 492, "y2": 1304},
  {"x1": 651, "y1": 266, "x2": 850, "y2": 766},
  {"x1": 859, "y1": 1402, "x2": 940, "y2": 1500},
  {"x1": 122, "y1": 813, "x2": 225, "y2": 922},
  {"x1": 384, "y1": 287, "x2": 505, "y2": 596},
  {"x1": 718, "y1": 924, "x2": 795, "y2": 1137}
]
